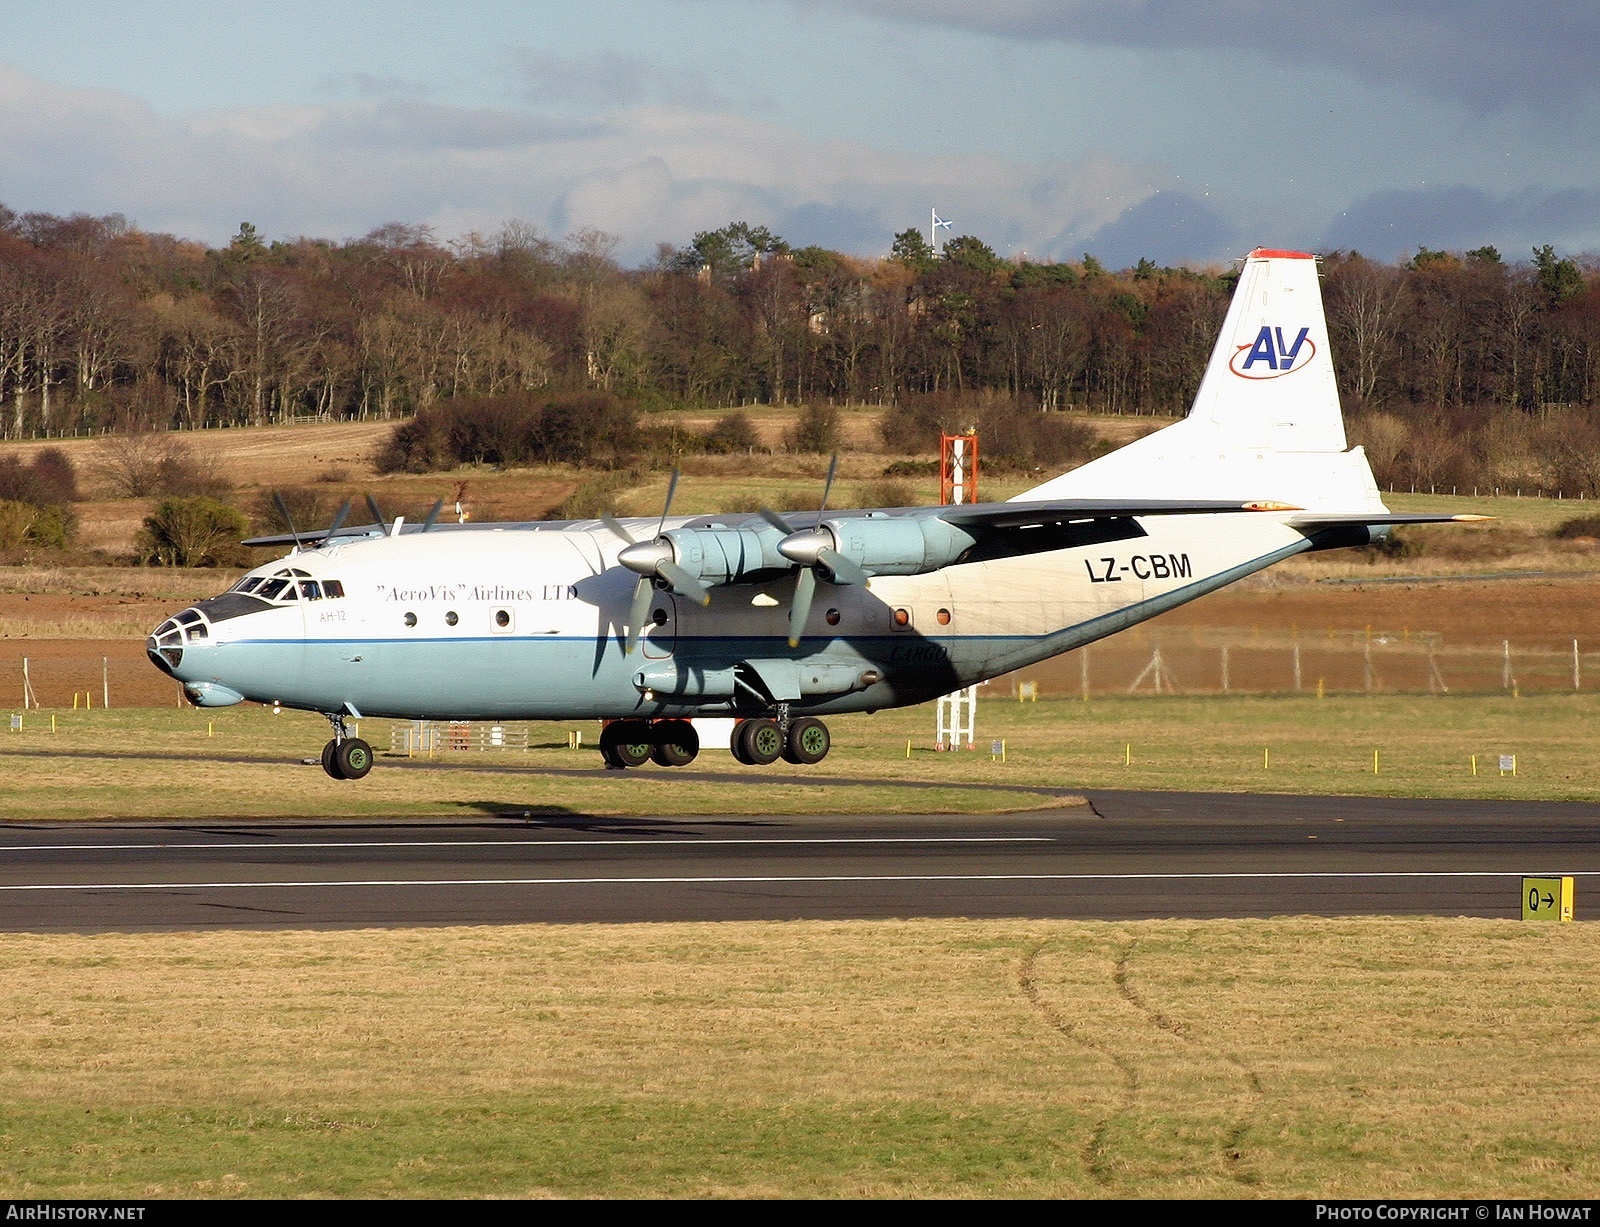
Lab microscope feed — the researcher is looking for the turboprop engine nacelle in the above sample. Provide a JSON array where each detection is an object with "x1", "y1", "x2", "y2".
[
  {"x1": 619, "y1": 524, "x2": 793, "y2": 590},
  {"x1": 780, "y1": 514, "x2": 980, "y2": 579}
]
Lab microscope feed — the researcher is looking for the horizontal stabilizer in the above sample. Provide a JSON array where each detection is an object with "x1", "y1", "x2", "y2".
[{"x1": 1283, "y1": 512, "x2": 1493, "y2": 530}]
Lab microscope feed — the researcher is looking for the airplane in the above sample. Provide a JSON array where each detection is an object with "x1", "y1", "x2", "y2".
[{"x1": 147, "y1": 248, "x2": 1483, "y2": 778}]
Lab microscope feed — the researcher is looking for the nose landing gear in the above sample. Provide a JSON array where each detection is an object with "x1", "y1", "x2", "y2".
[{"x1": 320, "y1": 712, "x2": 373, "y2": 780}]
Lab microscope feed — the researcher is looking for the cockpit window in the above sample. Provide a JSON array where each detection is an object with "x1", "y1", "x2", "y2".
[
  {"x1": 257, "y1": 578, "x2": 288, "y2": 600},
  {"x1": 299, "y1": 581, "x2": 321, "y2": 601},
  {"x1": 234, "y1": 577, "x2": 263, "y2": 593},
  {"x1": 323, "y1": 580, "x2": 345, "y2": 598}
]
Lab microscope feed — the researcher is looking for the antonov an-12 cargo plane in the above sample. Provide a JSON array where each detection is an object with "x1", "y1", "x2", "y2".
[{"x1": 148, "y1": 249, "x2": 1480, "y2": 778}]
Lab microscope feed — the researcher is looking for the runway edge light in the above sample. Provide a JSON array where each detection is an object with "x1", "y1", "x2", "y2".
[{"x1": 1521, "y1": 876, "x2": 1575, "y2": 922}]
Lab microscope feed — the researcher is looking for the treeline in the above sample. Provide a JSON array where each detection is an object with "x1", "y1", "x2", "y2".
[{"x1": 4, "y1": 205, "x2": 1600, "y2": 487}]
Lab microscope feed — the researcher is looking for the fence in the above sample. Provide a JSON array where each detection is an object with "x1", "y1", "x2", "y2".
[
  {"x1": 5, "y1": 631, "x2": 1597, "y2": 713},
  {"x1": 389, "y1": 721, "x2": 531, "y2": 754},
  {"x1": 1005, "y1": 627, "x2": 1599, "y2": 698}
]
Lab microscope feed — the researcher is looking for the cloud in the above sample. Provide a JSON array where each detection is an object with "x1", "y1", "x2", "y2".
[
  {"x1": 1322, "y1": 185, "x2": 1600, "y2": 261},
  {"x1": 801, "y1": 1, "x2": 1600, "y2": 114},
  {"x1": 10, "y1": 60, "x2": 1591, "y2": 272},
  {"x1": 1083, "y1": 190, "x2": 1239, "y2": 269},
  {"x1": 0, "y1": 64, "x2": 1165, "y2": 261},
  {"x1": 514, "y1": 49, "x2": 745, "y2": 113}
]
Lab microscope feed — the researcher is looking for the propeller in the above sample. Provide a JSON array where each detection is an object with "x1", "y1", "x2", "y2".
[
  {"x1": 325, "y1": 499, "x2": 352, "y2": 537},
  {"x1": 601, "y1": 470, "x2": 710, "y2": 654},
  {"x1": 759, "y1": 456, "x2": 869, "y2": 647},
  {"x1": 271, "y1": 491, "x2": 303, "y2": 550},
  {"x1": 420, "y1": 498, "x2": 444, "y2": 532},
  {"x1": 365, "y1": 495, "x2": 389, "y2": 535}
]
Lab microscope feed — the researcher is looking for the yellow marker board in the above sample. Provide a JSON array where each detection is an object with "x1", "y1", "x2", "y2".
[{"x1": 1521, "y1": 876, "x2": 1575, "y2": 922}]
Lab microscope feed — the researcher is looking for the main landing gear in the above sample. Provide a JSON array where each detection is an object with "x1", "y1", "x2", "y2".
[
  {"x1": 600, "y1": 718, "x2": 699, "y2": 770},
  {"x1": 729, "y1": 715, "x2": 831, "y2": 766},
  {"x1": 320, "y1": 713, "x2": 373, "y2": 780},
  {"x1": 600, "y1": 712, "x2": 831, "y2": 770}
]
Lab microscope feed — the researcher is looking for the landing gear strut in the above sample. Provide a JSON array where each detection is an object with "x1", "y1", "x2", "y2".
[{"x1": 321, "y1": 712, "x2": 373, "y2": 781}]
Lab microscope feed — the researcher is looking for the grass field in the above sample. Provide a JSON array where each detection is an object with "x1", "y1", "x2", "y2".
[
  {"x1": 0, "y1": 690, "x2": 1596, "y2": 820},
  {"x1": 0, "y1": 917, "x2": 1595, "y2": 1198}
]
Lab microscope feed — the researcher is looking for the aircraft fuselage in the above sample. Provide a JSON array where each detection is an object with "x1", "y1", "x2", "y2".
[{"x1": 149, "y1": 511, "x2": 1316, "y2": 723}]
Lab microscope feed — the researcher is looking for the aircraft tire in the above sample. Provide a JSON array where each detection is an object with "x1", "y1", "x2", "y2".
[
  {"x1": 321, "y1": 738, "x2": 346, "y2": 779},
  {"x1": 782, "y1": 717, "x2": 830, "y2": 765},
  {"x1": 602, "y1": 720, "x2": 652, "y2": 768},
  {"x1": 334, "y1": 737, "x2": 373, "y2": 780},
  {"x1": 649, "y1": 718, "x2": 699, "y2": 767},
  {"x1": 740, "y1": 717, "x2": 783, "y2": 766},
  {"x1": 729, "y1": 720, "x2": 755, "y2": 763}
]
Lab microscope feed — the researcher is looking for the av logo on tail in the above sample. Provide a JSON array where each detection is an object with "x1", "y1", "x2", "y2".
[{"x1": 1230, "y1": 325, "x2": 1315, "y2": 379}]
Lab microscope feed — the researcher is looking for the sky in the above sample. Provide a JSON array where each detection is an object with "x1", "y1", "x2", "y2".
[{"x1": 1, "y1": 0, "x2": 1596, "y2": 268}]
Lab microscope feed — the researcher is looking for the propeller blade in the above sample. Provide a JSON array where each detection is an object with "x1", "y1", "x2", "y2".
[
  {"x1": 600, "y1": 513, "x2": 637, "y2": 545},
  {"x1": 326, "y1": 499, "x2": 352, "y2": 537},
  {"x1": 657, "y1": 559, "x2": 711, "y2": 606},
  {"x1": 271, "y1": 491, "x2": 302, "y2": 547},
  {"x1": 816, "y1": 547, "x2": 870, "y2": 587},
  {"x1": 420, "y1": 498, "x2": 444, "y2": 532},
  {"x1": 818, "y1": 453, "x2": 839, "y2": 516},
  {"x1": 787, "y1": 567, "x2": 816, "y2": 648},
  {"x1": 625, "y1": 577, "x2": 654, "y2": 655},
  {"x1": 758, "y1": 506, "x2": 793, "y2": 534},
  {"x1": 656, "y1": 468, "x2": 681, "y2": 537},
  {"x1": 365, "y1": 495, "x2": 389, "y2": 534}
]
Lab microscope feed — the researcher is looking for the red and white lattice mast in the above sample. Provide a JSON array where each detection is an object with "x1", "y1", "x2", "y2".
[{"x1": 939, "y1": 430, "x2": 978, "y2": 506}]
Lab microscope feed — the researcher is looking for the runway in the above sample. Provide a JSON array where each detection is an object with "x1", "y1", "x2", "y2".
[{"x1": 1, "y1": 790, "x2": 1596, "y2": 931}]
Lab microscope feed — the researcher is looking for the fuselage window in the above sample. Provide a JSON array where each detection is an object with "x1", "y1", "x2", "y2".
[
  {"x1": 936, "y1": 608, "x2": 952, "y2": 625},
  {"x1": 445, "y1": 610, "x2": 459, "y2": 627},
  {"x1": 257, "y1": 578, "x2": 288, "y2": 600},
  {"x1": 892, "y1": 608, "x2": 911, "y2": 628},
  {"x1": 323, "y1": 580, "x2": 345, "y2": 598},
  {"x1": 403, "y1": 612, "x2": 417, "y2": 628},
  {"x1": 299, "y1": 581, "x2": 322, "y2": 601},
  {"x1": 494, "y1": 609, "x2": 511, "y2": 628}
]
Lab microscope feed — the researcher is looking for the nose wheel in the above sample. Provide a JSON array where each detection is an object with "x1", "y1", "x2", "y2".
[
  {"x1": 320, "y1": 712, "x2": 373, "y2": 780},
  {"x1": 321, "y1": 736, "x2": 374, "y2": 780}
]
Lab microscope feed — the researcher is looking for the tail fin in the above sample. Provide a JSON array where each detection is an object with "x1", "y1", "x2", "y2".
[{"x1": 1017, "y1": 248, "x2": 1384, "y2": 512}]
